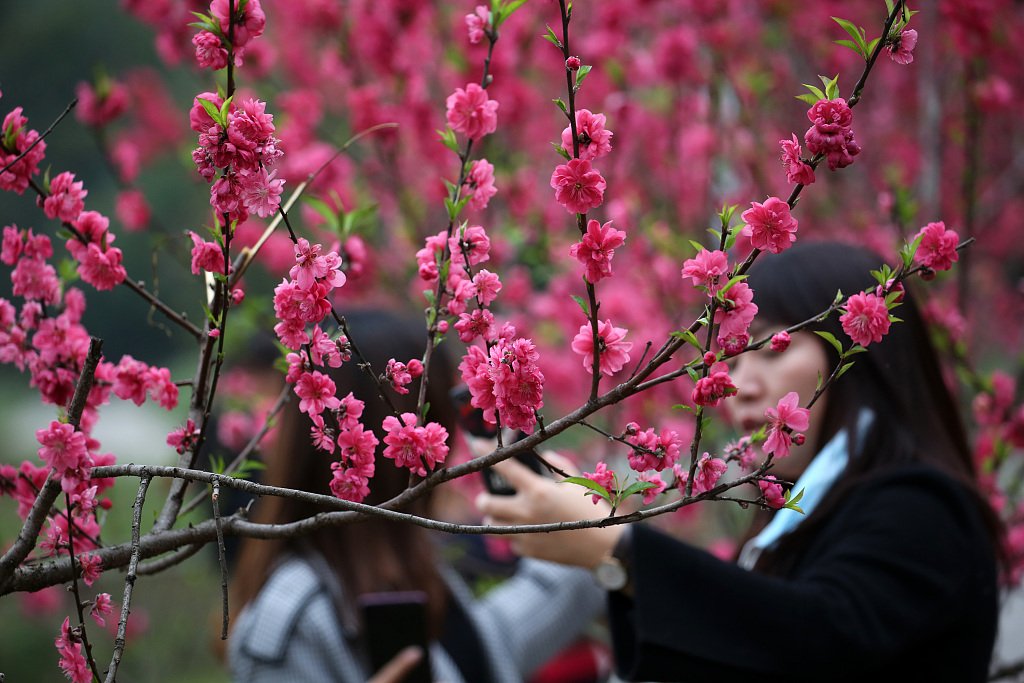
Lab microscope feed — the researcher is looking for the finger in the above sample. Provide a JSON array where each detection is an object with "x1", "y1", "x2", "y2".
[
  {"x1": 475, "y1": 491, "x2": 523, "y2": 521},
  {"x1": 465, "y1": 435, "x2": 498, "y2": 459},
  {"x1": 490, "y1": 454, "x2": 544, "y2": 490},
  {"x1": 368, "y1": 646, "x2": 423, "y2": 683},
  {"x1": 538, "y1": 450, "x2": 581, "y2": 478}
]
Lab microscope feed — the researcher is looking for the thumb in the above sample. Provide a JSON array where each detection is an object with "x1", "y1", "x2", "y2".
[{"x1": 490, "y1": 454, "x2": 542, "y2": 490}]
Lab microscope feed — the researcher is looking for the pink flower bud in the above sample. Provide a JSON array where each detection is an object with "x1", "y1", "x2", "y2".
[
  {"x1": 231, "y1": 288, "x2": 245, "y2": 305},
  {"x1": 703, "y1": 352, "x2": 717, "y2": 366},
  {"x1": 208, "y1": 328, "x2": 221, "y2": 339},
  {"x1": 436, "y1": 320, "x2": 449, "y2": 334},
  {"x1": 793, "y1": 433, "x2": 806, "y2": 446},
  {"x1": 770, "y1": 331, "x2": 791, "y2": 353},
  {"x1": 566, "y1": 56, "x2": 582, "y2": 71}
]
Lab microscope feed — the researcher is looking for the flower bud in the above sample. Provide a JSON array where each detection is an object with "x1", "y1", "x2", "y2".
[
  {"x1": 703, "y1": 351, "x2": 717, "y2": 366},
  {"x1": 793, "y1": 433, "x2": 806, "y2": 446},
  {"x1": 770, "y1": 331, "x2": 791, "y2": 353},
  {"x1": 566, "y1": 56, "x2": 582, "y2": 71}
]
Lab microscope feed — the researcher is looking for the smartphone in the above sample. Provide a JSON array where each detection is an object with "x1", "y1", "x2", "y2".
[
  {"x1": 358, "y1": 591, "x2": 431, "y2": 683},
  {"x1": 449, "y1": 385, "x2": 546, "y2": 495}
]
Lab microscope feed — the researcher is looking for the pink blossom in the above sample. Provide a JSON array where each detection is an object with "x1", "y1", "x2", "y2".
[
  {"x1": 114, "y1": 189, "x2": 151, "y2": 231},
  {"x1": 693, "y1": 453, "x2": 727, "y2": 494},
  {"x1": 561, "y1": 109, "x2": 613, "y2": 162},
  {"x1": 770, "y1": 331, "x2": 791, "y2": 352},
  {"x1": 1, "y1": 224, "x2": 23, "y2": 265},
  {"x1": 145, "y1": 366, "x2": 179, "y2": 410},
  {"x1": 294, "y1": 371, "x2": 341, "y2": 416},
  {"x1": 465, "y1": 5, "x2": 490, "y2": 44},
  {"x1": 487, "y1": 337, "x2": 545, "y2": 432},
  {"x1": 583, "y1": 462, "x2": 615, "y2": 504},
  {"x1": 1, "y1": 107, "x2": 47, "y2": 195},
  {"x1": 449, "y1": 224, "x2": 491, "y2": 266},
  {"x1": 464, "y1": 159, "x2": 497, "y2": 211},
  {"x1": 382, "y1": 413, "x2": 449, "y2": 477},
  {"x1": 43, "y1": 172, "x2": 87, "y2": 223},
  {"x1": 759, "y1": 476, "x2": 786, "y2": 509},
  {"x1": 210, "y1": 0, "x2": 266, "y2": 48},
  {"x1": 779, "y1": 134, "x2": 815, "y2": 185},
  {"x1": 55, "y1": 617, "x2": 90, "y2": 683},
  {"x1": 741, "y1": 197, "x2": 798, "y2": 254},
  {"x1": 627, "y1": 427, "x2": 682, "y2": 473},
  {"x1": 193, "y1": 30, "x2": 229, "y2": 70},
  {"x1": 914, "y1": 221, "x2": 960, "y2": 271},
  {"x1": 290, "y1": 238, "x2": 328, "y2": 289},
  {"x1": 681, "y1": 249, "x2": 729, "y2": 293},
  {"x1": 310, "y1": 416, "x2": 335, "y2": 454},
  {"x1": 692, "y1": 361, "x2": 738, "y2": 407},
  {"x1": 336, "y1": 422, "x2": 378, "y2": 468},
  {"x1": 571, "y1": 319, "x2": 632, "y2": 376},
  {"x1": 90, "y1": 593, "x2": 113, "y2": 627},
  {"x1": 336, "y1": 393, "x2": 366, "y2": 432},
  {"x1": 725, "y1": 436, "x2": 758, "y2": 470},
  {"x1": 455, "y1": 309, "x2": 496, "y2": 343},
  {"x1": 11, "y1": 254, "x2": 61, "y2": 304},
  {"x1": 804, "y1": 98, "x2": 861, "y2": 171},
  {"x1": 636, "y1": 471, "x2": 667, "y2": 505},
  {"x1": 445, "y1": 83, "x2": 498, "y2": 141},
  {"x1": 715, "y1": 281, "x2": 758, "y2": 352},
  {"x1": 329, "y1": 463, "x2": 370, "y2": 502},
  {"x1": 887, "y1": 28, "x2": 918, "y2": 65},
  {"x1": 550, "y1": 158, "x2": 606, "y2": 214},
  {"x1": 112, "y1": 355, "x2": 150, "y2": 406},
  {"x1": 840, "y1": 292, "x2": 891, "y2": 346},
  {"x1": 188, "y1": 231, "x2": 227, "y2": 275},
  {"x1": 385, "y1": 359, "x2": 419, "y2": 395},
  {"x1": 78, "y1": 553, "x2": 103, "y2": 586},
  {"x1": 239, "y1": 167, "x2": 284, "y2": 218},
  {"x1": 78, "y1": 243, "x2": 127, "y2": 291},
  {"x1": 75, "y1": 80, "x2": 129, "y2": 127},
  {"x1": 569, "y1": 219, "x2": 626, "y2": 283},
  {"x1": 189, "y1": 92, "x2": 224, "y2": 133},
  {"x1": 763, "y1": 392, "x2": 811, "y2": 458},
  {"x1": 472, "y1": 270, "x2": 502, "y2": 306},
  {"x1": 36, "y1": 421, "x2": 89, "y2": 477}
]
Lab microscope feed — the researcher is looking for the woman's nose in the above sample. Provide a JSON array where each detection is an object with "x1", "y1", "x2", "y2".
[{"x1": 731, "y1": 358, "x2": 764, "y2": 401}]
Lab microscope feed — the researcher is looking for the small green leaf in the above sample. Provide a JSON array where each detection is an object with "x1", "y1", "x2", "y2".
[
  {"x1": 802, "y1": 83, "x2": 826, "y2": 101},
  {"x1": 719, "y1": 274, "x2": 748, "y2": 295},
  {"x1": 814, "y1": 330, "x2": 844, "y2": 355},
  {"x1": 831, "y1": 17, "x2": 869, "y2": 59},
  {"x1": 562, "y1": 476, "x2": 611, "y2": 503},
  {"x1": 574, "y1": 64, "x2": 593, "y2": 90},
  {"x1": 688, "y1": 239, "x2": 706, "y2": 254},
  {"x1": 795, "y1": 93, "x2": 820, "y2": 106},
  {"x1": 552, "y1": 98, "x2": 569, "y2": 117},
  {"x1": 835, "y1": 361, "x2": 856, "y2": 380},
  {"x1": 571, "y1": 294, "x2": 590, "y2": 317},
  {"x1": 199, "y1": 97, "x2": 225, "y2": 128},
  {"x1": 619, "y1": 480, "x2": 657, "y2": 500},
  {"x1": 866, "y1": 36, "x2": 882, "y2": 54},
  {"x1": 670, "y1": 328, "x2": 703, "y2": 351},
  {"x1": 543, "y1": 25, "x2": 563, "y2": 48},
  {"x1": 437, "y1": 127, "x2": 460, "y2": 154},
  {"x1": 686, "y1": 366, "x2": 700, "y2": 382},
  {"x1": 551, "y1": 141, "x2": 572, "y2": 161}
]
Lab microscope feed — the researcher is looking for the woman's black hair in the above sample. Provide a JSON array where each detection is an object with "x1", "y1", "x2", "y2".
[{"x1": 741, "y1": 241, "x2": 1003, "y2": 574}]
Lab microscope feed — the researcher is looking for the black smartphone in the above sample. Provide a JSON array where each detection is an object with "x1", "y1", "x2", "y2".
[
  {"x1": 449, "y1": 385, "x2": 546, "y2": 495},
  {"x1": 358, "y1": 591, "x2": 431, "y2": 683}
]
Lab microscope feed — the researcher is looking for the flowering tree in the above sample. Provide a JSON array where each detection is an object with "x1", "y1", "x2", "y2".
[{"x1": 1, "y1": 0, "x2": 1024, "y2": 680}]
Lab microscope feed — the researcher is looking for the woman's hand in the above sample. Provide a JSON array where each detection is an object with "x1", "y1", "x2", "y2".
[
  {"x1": 367, "y1": 646, "x2": 425, "y2": 683},
  {"x1": 475, "y1": 450, "x2": 624, "y2": 569}
]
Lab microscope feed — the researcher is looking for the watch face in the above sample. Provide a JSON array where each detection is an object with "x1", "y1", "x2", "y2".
[{"x1": 595, "y1": 558, "x2": 628, "y2": 591}]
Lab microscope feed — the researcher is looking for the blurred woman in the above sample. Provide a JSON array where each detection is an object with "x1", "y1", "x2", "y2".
[
  {"x1": 478, "y1": 242, "x2": 1003, "y2": 682},
  {"x1": 229, "y1": 309, "x2": 604, "y2": 683}
]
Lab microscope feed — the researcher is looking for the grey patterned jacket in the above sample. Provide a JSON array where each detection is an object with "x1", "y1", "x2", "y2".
[{"x1": 228, "y1": 552, "x2": 606, "y2": 683}]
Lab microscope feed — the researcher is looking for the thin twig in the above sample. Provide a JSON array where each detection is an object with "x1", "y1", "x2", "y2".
[
  {"x1": 211, "y1": 476, "x2": 229, "y2": 640},
  {"x1": 64, "y1": 494, "x2": 103, "y2": 682},
  {"x1": 105, "y1": 475, "x2": 151, "y2": 683},
  {"x1": 0, "y1": 98, "x2": 77, "y2": 176}
]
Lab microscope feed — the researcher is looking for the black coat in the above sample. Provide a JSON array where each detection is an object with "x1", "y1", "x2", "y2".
[{"x1": 609, "y1": 464, "x2": 999, "y2": 682}]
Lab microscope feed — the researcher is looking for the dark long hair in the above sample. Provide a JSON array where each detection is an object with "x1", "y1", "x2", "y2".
[
  {"x1": 231, "y1": 308, "x2": 458, "y2": 634},
  {"x1": 740, "y1": 241, "x2": 1002, "y2": 574}
]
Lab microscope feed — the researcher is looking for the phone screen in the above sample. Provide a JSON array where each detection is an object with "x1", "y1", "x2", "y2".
[{"x1": 358, "y1": 591, "x2": 431, "y2": 683}]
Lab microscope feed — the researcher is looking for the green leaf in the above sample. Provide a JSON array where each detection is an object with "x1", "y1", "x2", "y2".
[
  {"x1": 619, "y1": 480, "x2": 657, "y2": 500},
  {"x1": 831, "y1": 17, "x2": 869, "y2": 59},
  {"x1": 437, "y1": 127, "x2": 460, "y2": 154},
  {"x1": 562, "y1": 476, "x2": 611, "y2": 503},
  {"x1": 819, "y1": 74, "x2": 840, "y2": 100},
  {"x1": 670, "y1": 329, "x2": 703, "y2": 351},
  {"x1": 815, "y1": 330, "x2": 844, "y2": 355},
  {"x1": 688, "y1": 239, "x2": 706, "y2": 254},
  {"x1": 571, "y1": 294, "x2": 590, "y2": 317},
  {"x1": 552, "y1": 98, "x2": 569, "y2": 117},
  {"x1": 304, "y1": 196, "x2": 340, "y2": 234},
  {"x1": 834, "y1": 39, "x2": 864, "y2": 59},
  {"x1": 574, "y1": 64, "x2": 593, "y2": 90},
  {"x1": 219, "y1": 95, "x2": 234, "y2": 125},
  {"x1": 866, "y1": 36, "x2": 882, "y2": 54},
  {"x1": 199, "y1": 97, "x2": 225, "y2": 128},
  {"x1": 801, "y1": 83, "x2": 826, "y2": 101},
  {"x1": 783, "y1": 487, "x2": 806, "y2": 514},
  {"x1": 686, "y1": 366, "x2": 700, "y2": 382},
  {"x1": 835, "y1": 361, "x2": 856, "y2": 380},
  {"x1": 551, "y1": 141, "x2": 572, "y2": 161},
  {"x1": 795, "y1": 93, "x2": 820, "y2": 106},
  {"x1": 543, "y1": 25, "x2": 563, "y2": 48},
  {"x1": 719, "y1": 274, "x2": 748, "y2": 295}
]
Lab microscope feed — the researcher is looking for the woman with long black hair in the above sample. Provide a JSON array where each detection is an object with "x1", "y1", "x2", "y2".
[{"x1": 478, "y1": 241, "x2": 1003, "y2": 682}]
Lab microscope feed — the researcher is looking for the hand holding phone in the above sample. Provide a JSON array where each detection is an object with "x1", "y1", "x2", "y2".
[{"x1": 358, "y1": 592, "x2": 431, "y2": 683}]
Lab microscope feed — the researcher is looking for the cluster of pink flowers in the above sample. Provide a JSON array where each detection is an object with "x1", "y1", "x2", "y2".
[
  {"x1": 191, "y1": 0, "x2": 266, "y2": 70},
  {"x1": 463, "y1": 159, "x2": 497, "y2": 211},
  {"x1": 840, "y1": 291, "x2": 891, "y2": 347},
  {"x1": 692, "y1": 361, "x2": 738, "y2": 407},
  {"x1": 758, "y1": 476, "x2": 786, "y2": 509},
  {"x1": 446, "y1": 83, "x2": 499, "y2": 141},
  {"x1": 66, "y1": 211, "x2": 127, "y2": 291},
  {"x1": 381, "y1": 412, "x2": 449, "y2": 477},
  {"x1": 55, "y1": 617, "x2": 90, "y2": 683},
  {"x1": 569, "y1": 219, "x2": 626, "y2": 284},
  {"x1": 763, "y1": 392, "x2": 810, "y2": 458},
  {"x1": 673, "y1": 453, "x2": 727, "y2": 495},
  {"x1": 166, "y1": 418, "x2": 200, "y2": 455},
  {"x1": 330, "y1": 421, "x2": 378, "y2": 502},
  {"x1": 681, "y1": 249, "x2": 729, "y2": 294},
  {"x1": 714, "y1": 281, "x2": 758, "y2": 355},
  {"x1": 0, "y1": 105, "x2": 47, "y2": 195},
  {"x1": 770, "y1": 331, "x2": 791, "y2": 352},
  {"x1": 465, "y1": 5, "x2": 491, "y2": 44},
  {"x1": 191, "y1": 94, "x2": 284, "y2": 225},
  {"x1": 804, "y1": 98, "x2": 861, "y2": 171},
  {"x1": 583, "y1": 461, "x2": 615, "y2": 504},
  {"x1": 724, "y1": 435, "x2": 758, "y2": 470},
  {"x1": 624, "y1": 422, "x2": 682, "y2": 473},
  {"x1": 561, "y1": 109, "x2": 613, "y2": 162},
  {"x1": 741, "y1": 197, "x2": 798, "y2": 254},
  {"x1": 273, "y1": 238, "x2": 346, "y2": 350},
  {"x1": 385, "y1": 358, "x2": 423, "y2": 395},
  {"x1": 914, "y1": 221, "x2": 960, "y2": 272},
  {"x1": 571, "y1": 319, "x2": 632, "y2": 376},
  {"x1": 459, "y1": 329, "x2": 545, "y2": 433}
]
